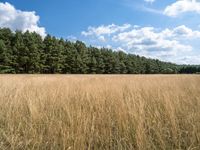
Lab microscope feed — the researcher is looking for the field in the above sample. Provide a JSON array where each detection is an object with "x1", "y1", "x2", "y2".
[{"x1": 0, "y1": 75, "x2": 200, "y2": 150}]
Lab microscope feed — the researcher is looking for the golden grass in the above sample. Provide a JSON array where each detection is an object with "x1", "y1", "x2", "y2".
[{"x1": 0, "y1": 75, "x2": 200, "y2": 150}]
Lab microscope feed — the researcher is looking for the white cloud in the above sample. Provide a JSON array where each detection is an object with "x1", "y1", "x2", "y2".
[
  {"x1": 67, "y1": 35, "x2": 77, "y2": 42},
  {"x1": 164, "y1": 0, "x2": 200, "y2": 17},
  {"x1": 112, "y1": 26, "x2": 192, "y2": 58},
  {"x1": 81, "y1": 24, "x2": 131, "y2": 36},
  {"x1": 114, "y1": 47, "x2": 127, "y2": 53},
  {"x1": 0, "y1": 2, "x2": 46, "y2": 37},
  {"x1": 172, "y1": 25, "x2": 200, "y2": 38},
  {"x1": 175, "y1": 55, "x2": 200, "y2": 64},
  {"x1": 81, "y1": 24, "x2": 200, "y2": 64},
  {"x1": 142, "y1": 7, "x2": 162, "y2": 14},
  {"x1": 98, "y1": 35, "x2": 106, "y2": 42},
  {"x1": 159, "y1": 25, "x2": 200, "y2": 39},
  {"x1": 144, "y1": 0, "x2": 155, "y2": 3}
]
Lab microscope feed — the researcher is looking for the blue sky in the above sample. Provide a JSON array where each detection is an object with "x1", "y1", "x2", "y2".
[{"x1": 0, "y1": 0, "x2": 200, "y2": 64}]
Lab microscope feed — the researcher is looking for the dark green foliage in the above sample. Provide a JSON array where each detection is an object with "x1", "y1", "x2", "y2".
[
  {"x1": 43, "y1": 35, "x2": 64, "y2": 73},
  {"x1": 179, "y1": 65, "x2": 200, "y2": 74},
  {"x1": 0, "y1": 28, "x2": 15, "y2": 73},
  {"x1": 0, "y1": 40, "x2": 13, "y2": 73},
  {"x1": 0, "y1": 28, "x2": 199, "y2": 74}
]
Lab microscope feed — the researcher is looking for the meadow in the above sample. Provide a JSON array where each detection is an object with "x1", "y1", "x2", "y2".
[{"x1": 0, "y1": 75, "x2": 200, "y2": 150}]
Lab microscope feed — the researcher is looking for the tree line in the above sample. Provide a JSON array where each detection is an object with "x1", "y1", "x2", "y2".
[{"x1": 0, "y1": 28, "x2": 199, "y2": 74}]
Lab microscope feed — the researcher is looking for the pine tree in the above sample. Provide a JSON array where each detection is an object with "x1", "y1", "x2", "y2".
[
  {"x1": 12, "y1": 31, "x2": 27, "y2": 73},
  {"x1": 22, "y1": 31, "x2": 44, "y2": 73},
  {"x1": 63, "y1": 41, "x2": 77, "y2": 73},
  {"x1": 0, "y1": 28, "x2": 15, "y2": 73},
  {"x1": 89, "y1": 56, "x2": 97, "y2": 74},
  {"x1": 0, "y1": 40, "x2": 13, "y2": 73},
  {"x1": 0, "y1": 27, "x2": 194, "y2": 74},
  {"x1": 43, "y1": 35, "x2": 64, "y2": 73},
  {"x1": 75, "y1": 41, "x2": 89, "y2": 73}
]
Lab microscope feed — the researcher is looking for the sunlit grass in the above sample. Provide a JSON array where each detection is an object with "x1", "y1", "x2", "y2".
[{"x1": 0, "y1": 75, "x2": 200, "y2": 149}]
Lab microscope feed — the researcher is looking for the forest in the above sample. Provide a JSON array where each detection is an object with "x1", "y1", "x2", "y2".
[{"x1": 0, "y1": 28, "x2": 199, "y2": 74}]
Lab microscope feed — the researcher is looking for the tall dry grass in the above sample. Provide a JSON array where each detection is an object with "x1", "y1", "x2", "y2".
[{"x1": 0, "y1": 75, "x2": 200, "y2": 150}]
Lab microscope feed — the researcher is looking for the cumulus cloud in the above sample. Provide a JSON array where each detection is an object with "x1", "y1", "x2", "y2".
[
  {"x1": 112, "y1": 26, "x2": 192, "y2": 58},
  {"x1": 164, "y1": 0, "x2": 200, "y2": 17},
  {"x1": 172, "y1": 25, "x2": 200, "y2": 38},
  {"x1": 81, "y1": 24, "x2": 200, "y2": 64},
  {"x1": 81, "y1": 24, "x2": 131, "y2": 36},
  {"x1": 0, "y1": 2, "x2": 46, "y2": 37},
  {"x1": 159, "y1": 25, "x2": 200, "y2": 40},
  {"x1": 176, "y1": 55, "x2": 200, "y2": 64}
]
